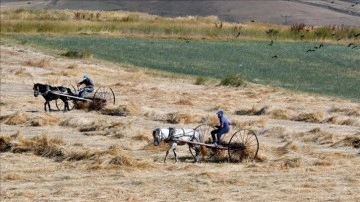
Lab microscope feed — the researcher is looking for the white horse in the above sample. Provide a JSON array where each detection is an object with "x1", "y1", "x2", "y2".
[{"x1": 152, "y1": 128, "x2": 207, "y2": 163}]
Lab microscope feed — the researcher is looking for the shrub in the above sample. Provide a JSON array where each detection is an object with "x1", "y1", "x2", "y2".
[
  {"x1": 220, "y1": 74, "x2": 246, "y2": 87},
  {"x1": 63, "y1": 49, "x2": 92, "y2": 59},
  {"x1": 195, "y1": 76, "x2": 207, "y2": 85}
]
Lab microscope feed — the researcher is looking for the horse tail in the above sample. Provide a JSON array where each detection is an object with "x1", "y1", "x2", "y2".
[{"x1": 198, "y1": 131, "x2": 207, "y2": 159}]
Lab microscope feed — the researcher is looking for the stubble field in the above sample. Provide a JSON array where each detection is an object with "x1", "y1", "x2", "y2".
[{"x1": 1, "y1": 42, "x2": 360, "y2": 201}]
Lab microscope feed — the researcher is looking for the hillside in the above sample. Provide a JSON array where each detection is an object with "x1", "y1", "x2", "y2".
[
  {"x1": 1, "y1": 41, "x2": 359, "y2": 201},
  {"x1": 1, "y1": 0, "x2": 360, "y2": 25}
]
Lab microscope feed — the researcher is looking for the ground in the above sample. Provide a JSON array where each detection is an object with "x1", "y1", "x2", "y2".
[{"x1": 0, "y1": 42, "x2": 359, "y2": 201}]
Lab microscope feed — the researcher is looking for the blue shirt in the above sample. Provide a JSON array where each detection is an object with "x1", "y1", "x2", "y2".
[
  {"x1": 219, "y1": 116, "x2": 230, "y2": 130},
  {"x1": 79, "y1": 78, "x2": 94, "y2": 87}
]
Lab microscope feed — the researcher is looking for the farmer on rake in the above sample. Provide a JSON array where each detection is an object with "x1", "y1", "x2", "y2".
[
  {"x1": 211, "y1": 110, "x2": 230, "y2": 147},
  {"x1": 77, "y1": 75, "x2": 94, "y2": 98}
]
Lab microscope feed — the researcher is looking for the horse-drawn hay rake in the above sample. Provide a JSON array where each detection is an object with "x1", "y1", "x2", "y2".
[
  {"x1": 53, "y1": 85, "x2": 116, "y2": 111},
  {"x1": 188, "y1": 124, "x2": 259, "y2": 163}
]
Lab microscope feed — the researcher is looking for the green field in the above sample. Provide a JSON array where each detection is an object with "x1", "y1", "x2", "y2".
[{"x1": 12, "y1": 35, "x2": 360, "y2": 101}]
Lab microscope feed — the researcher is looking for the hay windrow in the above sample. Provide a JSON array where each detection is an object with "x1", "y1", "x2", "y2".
[
  {"x1": 331, "y1": 136, "x2": 360, "y2": 148},
  {"x1": 292, "y1": 112, "x2": 323, "y2": 123},
  {"x1": 235, "y1": 106, "x2": 268, "y2": 116},
  {"x1": 166, "y1": 112, "x2": 202, "y2": 124},
  {"x1": 0, "y1": 133, "x2": 149, "y2": 169},
  {"x1": 30, "y1": 113, "x2": 60, "y2": 126},
  {"x1": 3, "y1": 111, "x2": 29, "y2": 125},
  {"x1": 267, "y1": 109, "x2": 292, "y2": 120},
  {"x1": 101, "y1": 103, "x2": 140, "y2": 116}
]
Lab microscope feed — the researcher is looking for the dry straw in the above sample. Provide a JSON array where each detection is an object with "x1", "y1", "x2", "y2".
[
  {"x1": 3, "y1": 111, "x2": 28, "y2": 125},
  {"x1": 30, "y1": 113, "x2": 60, "y2": 126}
]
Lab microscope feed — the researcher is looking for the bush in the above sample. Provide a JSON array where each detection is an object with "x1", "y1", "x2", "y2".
[
  {"x1": 220, "y1": 74, "x2": 246, "y2": 87},
  {"x1": 63, "y1": 49, "x2": 92, "y2": 59},
  {"x1": 195, "y1": 76, "x2": 207, "y2": 85}
]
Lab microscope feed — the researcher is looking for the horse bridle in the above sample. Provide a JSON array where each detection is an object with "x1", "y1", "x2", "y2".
[
  {"x1": 33, "y1": 84, "x2": 51, "y2": 96},
  {"x1": 153, "y1": 130, "x2": 160, "y2": 146},
  {"x1": 33, "y1": 85, "x2": 40, "y2": 97}
]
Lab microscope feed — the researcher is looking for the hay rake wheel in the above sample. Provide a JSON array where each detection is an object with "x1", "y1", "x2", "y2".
[
  {"x1": 227, "y1": 129, "x2": 259, "y2": 163},
  {"x1": 55, "y1": 84, "x2": 76, "y2": 111},
  {"x1": 92, "y1": 87, "x2": 116, "y2": 110},
  {"x1": 189, "y1": 124, "x2": 215, "y2": 158}
]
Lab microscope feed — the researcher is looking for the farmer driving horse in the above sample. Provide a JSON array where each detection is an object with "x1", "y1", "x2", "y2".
[
  {"x1": 77, "y1": 75, "x2": 94, "y2": 98},
  {"x1": 210, "y1": 110, "x2": 230, "y2": 146}
]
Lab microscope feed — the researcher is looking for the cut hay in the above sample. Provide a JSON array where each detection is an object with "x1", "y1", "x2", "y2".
[
  {"x1": 30, "y1": 113, "x2": 60, "y2": 126},
  {"x1": 78, "y1": 120, "x2": 130, "y2": 138},
  {"x1": 235, "y1": 106, "x2": 268, "y2": 116},
  {"x1": 101, "y1": 103, "x2": 140, "y2": 116},
  {"x1": 331, "y1": 136, "x2": 360, "y2": 148},
  {"x1": 282, "y1": 156, "x2": 302, "y2": 168},
  {"x1": 26, "y1": 58, "x2": 51, "y2": 68},
  {"x1": 292, "y1": 112, "x2": 323, "y2": 123},
  {"x1": 174, "y1": 99, "x2": 193, "y2": 106},
  {"x1": 268, "y1": 109, "x2": 292, "y2": 120},
  {"x1": 0, "y1": 135, "x2": 12, "y2": 152},
  {"x1": 59, "y1": 117, "x2": 93, "y2": 128},
  {"x1": 132, "y1": 129, "x2": 152, "y2": 142},
  {"x1": 3, "y1": 111, "x2": 28, "y2": 125},
  {"x1": 296, "y1": 129, "x2": 339, "y2": 145},
  {"x1": 1, "y1": 133, "x2": 150, "y2": 168},
  {"x1": 231, "y1": 117, "x2": 267, "y2": 128},
  {"x1": 10, "y1": 67, "x2": 32, "y2": 77},
  {"x1": 275, "y1": 141, "x2": 298, "y2": 156},
  {"x1": 166, "y1": 112, "x2": 201, "y2": 124}
]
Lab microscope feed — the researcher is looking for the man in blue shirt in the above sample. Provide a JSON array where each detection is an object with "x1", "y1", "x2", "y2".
[
  {"x1": 77, "y1": 75, "x2": 94, "y2": 98},
  {"x1": 211, "y1": 110, "x2": 230, "y2": 146}
]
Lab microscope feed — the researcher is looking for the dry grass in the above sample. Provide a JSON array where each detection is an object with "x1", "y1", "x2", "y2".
[
  {"x1": 331, "y1": 136, "x2": 360, "y2": 148},
  {"x1": 101, "y1": 103, "x2": 140, "y2": 116},
  {"x1": 0, "y1": 132, "x2": 151, "y2": 169},
  {"x1": 235, "y1": 106, "x2": 268, "y2": 116},
  {"x1": 30, "y1": 113, "x2": 60, "y2": 126},
  {"x1": 268, "y1": 108, "x2": 292, "y2": 120},
  {"x1": 166, "y1": 112, "x2": 202, "y2": 124},
  {"x1": 2, "y1": 43, "x2": 360, "y2": 201},
  {"x1": 25, "y1": 58, "x2": 51, "y2": 68},
  {"x1": 3, "y1": 111, "x2": 28, "y2": 125},
  {"x1": 231, "y1": 117, "x2": 268, "y2": 129},
  {"x1": 10, "y1": 67, "x2": 32, "y2": 77},
  {"x1": 292, "y1": 112, "x2": 324, "y2": 123}
]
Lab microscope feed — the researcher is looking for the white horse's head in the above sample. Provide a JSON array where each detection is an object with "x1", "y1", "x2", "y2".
[{"x1": 152, "y1": 128, "x2": 169, "y2": 146}]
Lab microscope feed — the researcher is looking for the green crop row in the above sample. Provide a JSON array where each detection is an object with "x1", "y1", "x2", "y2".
[{"x1": 12, "y1": 35, "x2": 360, "y2": 101}]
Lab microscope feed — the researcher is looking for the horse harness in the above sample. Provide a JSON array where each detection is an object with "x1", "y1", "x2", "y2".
[{"x1": 167, "y1": 128, "x2": 196, "y2": 142}]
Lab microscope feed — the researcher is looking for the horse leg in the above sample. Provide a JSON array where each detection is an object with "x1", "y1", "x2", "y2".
[
  {"x1": 171, "y1": 142, "x2": 178, "y2": 163},
  {"x1": 173, "y1": 148, "x2": 178, "y2": 163},
  {"x1": 164, "y1": 149, "x2": 170, "y2": 163},
  {"x1": 48, "y1": 101, "x2": 52, "y2": 112},
  {"x1": 44, "y1": 101, "x2": 47, "y2": 112},
  {"x1": 194, "y1": 146, "x2": 201, "y2": 163},
  {"x1": 63, "y1": 100, "x2": 69, "y2": 112}
]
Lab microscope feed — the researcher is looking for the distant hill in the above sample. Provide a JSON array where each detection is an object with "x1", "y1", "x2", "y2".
[{"x1": 1, "y1": 0, "x2": 359, "y2": 25}]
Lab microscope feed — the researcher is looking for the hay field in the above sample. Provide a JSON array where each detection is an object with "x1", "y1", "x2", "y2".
[{"x1": 1, "y1": 40, "x2": 360, "y2": 201}]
